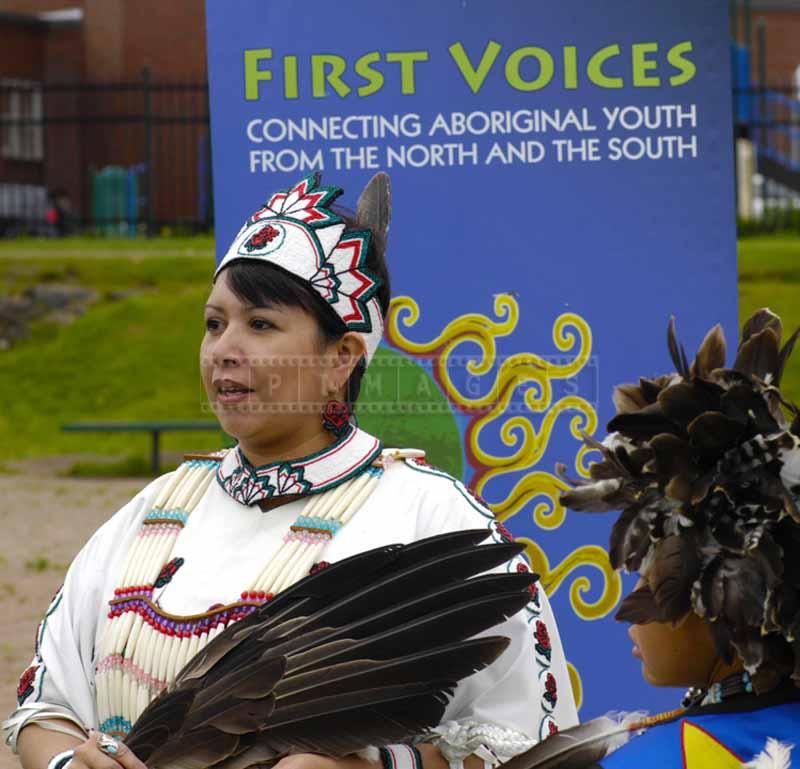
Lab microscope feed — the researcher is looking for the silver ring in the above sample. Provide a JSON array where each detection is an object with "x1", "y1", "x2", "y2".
[{"x1": 96, "y1": 734, "x2": 120, "y2": 756}]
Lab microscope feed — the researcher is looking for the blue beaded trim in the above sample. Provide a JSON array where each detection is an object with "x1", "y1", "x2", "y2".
[
  {"x1": 144, "y1": 508, "x2": 190, "y2": 525},
  {"x1": 186, "y1": 459, "x2": 222, "y2": 468},
  {"x1": 99, "y1": 715, "x2": 132, "y2": 736},
  {"x1": 293, "y1": 516, "x2": 343, "y2": 533}
]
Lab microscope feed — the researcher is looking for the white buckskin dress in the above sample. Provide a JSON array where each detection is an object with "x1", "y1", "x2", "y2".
[{"x1": 3, "y1": 425, "x2": 578, "y2": 767}]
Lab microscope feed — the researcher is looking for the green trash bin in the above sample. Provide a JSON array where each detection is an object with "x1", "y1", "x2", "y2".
[{"x1": 91, "y1": 166, "x2": 129, "y2": 236}]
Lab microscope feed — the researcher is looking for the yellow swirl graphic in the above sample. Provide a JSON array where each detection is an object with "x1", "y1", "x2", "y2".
[
  {"x1": 518, "y1": 537, "x2": 621, "y2": 621},
  {"x1": 387, "y1": 293, "x2": 619, "y2": 709},
  {"x1": 386, "y1": 295, "x2": 598, "y2": 524},
  {"x1": 567, "y1": 662, "x2": 583, "y2": 712}
]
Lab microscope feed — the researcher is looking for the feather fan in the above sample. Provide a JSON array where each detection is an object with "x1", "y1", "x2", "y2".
[{"x1": 123, "y1": 530, "x2": 535, "y2": 769}]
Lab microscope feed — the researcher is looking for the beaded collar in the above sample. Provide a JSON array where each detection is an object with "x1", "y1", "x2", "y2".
[{"x1": 216, "y1": 423, "x2": 382, "y2": 507}]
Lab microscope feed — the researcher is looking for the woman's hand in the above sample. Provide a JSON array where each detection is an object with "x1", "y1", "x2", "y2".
[
  {"x1": 70, "y1": 731, "x2": 148, "y2": 769},
  {"x1": 274, "y1": 753, "x2": 381, "y2": 769}
]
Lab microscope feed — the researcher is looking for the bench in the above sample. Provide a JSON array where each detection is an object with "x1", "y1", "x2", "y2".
[{"x1": 61, "y1": 420, "x2": 227, "y2": 474}]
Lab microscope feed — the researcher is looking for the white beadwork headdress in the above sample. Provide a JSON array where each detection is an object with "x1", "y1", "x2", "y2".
[{"x1": 214, "y1": 172, "x2": 390, "y2": 365}]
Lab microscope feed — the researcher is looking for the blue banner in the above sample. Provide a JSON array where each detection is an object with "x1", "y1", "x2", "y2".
[{"x1": 206, "y1": 0, "x2": 737, "y2": 719}]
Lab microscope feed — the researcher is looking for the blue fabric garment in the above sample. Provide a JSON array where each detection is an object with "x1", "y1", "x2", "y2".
[{"x1": 600, "y1": 700, "x2": 800, "y2": 768}]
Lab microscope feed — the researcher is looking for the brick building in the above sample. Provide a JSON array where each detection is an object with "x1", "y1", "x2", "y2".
[
  {"x1": 0, "y1": 0, "x2": 208, "y2": 232},
  {"x1": 741, "y1": 0, "x2": 800, "y2": 85},
  {"x1": 0, "y1": 1, "x2": 798, "y2": 230}
]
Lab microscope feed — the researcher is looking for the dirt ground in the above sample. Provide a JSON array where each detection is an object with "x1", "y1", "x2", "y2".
[{"x1": 0, "y1": 458, "x2": 164, "y2": 769}]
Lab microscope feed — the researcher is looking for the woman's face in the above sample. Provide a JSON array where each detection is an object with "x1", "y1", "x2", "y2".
[
  {"x1": 200, "y1": 273, "x2": 338, "y2": 446},
  {"x1": 627, "y1": 577, "x2": 720, "y2": 688}
]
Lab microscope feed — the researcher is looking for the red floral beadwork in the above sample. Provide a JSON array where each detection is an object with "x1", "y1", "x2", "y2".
[
  {"x1": 17, "y1": 664, "x2": 38, "y2": 705},
  {"x1": 544, "y1": 672, "x2": 558, "y2": 706},
  {"x1": 322, "y1": 401, "x2": 350, "y2": 433},
  {"x1": 534, "y1": 620, "x2": 552, "y2": 661},
  {"x1": 310, "y1": 561, "x2": 330, "y2": 575},
  {"x1": 155, "y1": 557, "x2": 184, "y2": 589},
  {"x1": 247, "y1": 224, "x2": 281, "y2": 250},
  {"x1": 548, "y1": 721, "x2": 559, "y2": 736},
  {"x1": 535, "y1": 620, "x2": 551, "y2": 648}
]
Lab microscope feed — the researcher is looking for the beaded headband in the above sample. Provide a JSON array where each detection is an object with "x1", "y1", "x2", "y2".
[{"x1": 214, "y1": 173, "x2": 387, "y2": 365}]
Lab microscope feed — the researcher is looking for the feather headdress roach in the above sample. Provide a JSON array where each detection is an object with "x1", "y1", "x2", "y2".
[
  {"x1": 558, "y1": 308, "x2": 800, "y2": 695},
  {"x1": 121, "y1": 529, "x2": 536, "y2": 769}
]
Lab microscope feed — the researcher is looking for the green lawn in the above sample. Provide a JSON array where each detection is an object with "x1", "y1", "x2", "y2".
[
  {"x1": 0, "y1": 234, "x2": 797, "y2": 477},
  {"x1": 738, "y1": 234, "x2": 800, "y2": 404},
  {"x1": 0, "y1": 237, "x2": 463, "y2": 477}
]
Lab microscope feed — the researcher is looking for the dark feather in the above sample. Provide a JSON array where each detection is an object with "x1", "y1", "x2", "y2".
[
  {"x1": 123, "y1": 689, "x2": 197, "y2": 762},
  {"x1": 498, "y1": 716, "x2": 630, "y2": 769},
  {"x1": 645, "y1": 433, "x2": 693, "y2": 484},
  {"x1": 648, "y1": 535, "x2": 700, "y2": 622},
  {"x1": 741, "y1": 308, "x2": 782, "y2": 346},
  {"x1": 232, "y1": 692, "x2": 449, "y2": 763},
  {"x1": 147, "y1": 726, "x2": 240, "y2": 769},
  {"x1": 691, "y1": 323, "x2": 727, "y2": 378},
  {"x1": 285, "y1": 591, "x2": 531, "y2": 675},
  {"x1": 720, "y1": 382, "x2": 781, "y2": 435},
  {"x1": 356, "y1": 172, "x2": 392, "y2": 241},
  {"x1": 275, "y1": 636, "x2": 509, "y2": 703},
  {"x1": 732, "y1": 327, "x2": 780, "y2": 381},
  {"x1": 560, "y1": 478, "x2": 622, "y2": 512},
  {"x1": 639, "y1": 376, "x2": 674, "y2": 404},
  {"x1": 776, "y1": 327, "x2": 800, "y2": 386},
  {"x1": 614, "y1": 583, "x2": 665, "y2": 624},
  {"x1": 686, "y1": 412, "x2": 745, "y2": 457},
  {"x1": 185, "y1": 695, "x2": 276, "y2": 735},
  {"x1": 667, "y1": 315, "x2": 691, "y2": 378},
  {"x1": 657, "y1": 382, "x2": 720, "y2": 429},
  {"x1": 607, "y1": 409, "x2": 679, "y2": 441},
  {"x1": 263, "y1": 682, "x2": 451, "y2": 729},
  {"x1": 612, "y1": 382, "x2": 650, "y2": 414},
  {"x1": 191, "y1": 656, "x2": 286, "y2": 711},
  {"x1": 608, "y1": 502, "x2": 655, "y2": 572}
]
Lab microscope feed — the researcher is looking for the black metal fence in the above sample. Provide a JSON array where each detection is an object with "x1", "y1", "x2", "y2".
[
  {"x1": 733, "y1": 84, "x2": 800, "y2": 232},
  {"x1": 0, "y1": 67, "x2": 212, "y2": 236},
  {"x1": 1, "y1": 68, "x2": 799, "y2": 236}
]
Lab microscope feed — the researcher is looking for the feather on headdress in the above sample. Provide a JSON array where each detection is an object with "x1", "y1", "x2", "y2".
[
  {"x1": 122, "y1": 529, "x2": 536, "y2": 769},
  {"x1": 558, "y1": 309, "x2": 800, "y2": 693}
]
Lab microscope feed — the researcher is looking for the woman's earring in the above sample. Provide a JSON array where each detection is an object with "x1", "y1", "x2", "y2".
[{"x1": 322, "y1": 399, "x2": 351, "y2": 437}]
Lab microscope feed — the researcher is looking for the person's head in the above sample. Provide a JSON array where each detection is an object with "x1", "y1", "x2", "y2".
[
  {"x1": 625, "y1": 576, "x2": 743, "y2": 689},
  {"x1": 560, "y1": 309, "x2": 800, "y2": 696},
  {"x1": 199, "y1": 174, "x2": 392, "y2": 450}
]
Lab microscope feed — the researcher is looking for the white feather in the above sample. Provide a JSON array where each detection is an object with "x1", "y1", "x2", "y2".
[{"x1": 744, "y1": 738, "x2": 794, "y2": 769}]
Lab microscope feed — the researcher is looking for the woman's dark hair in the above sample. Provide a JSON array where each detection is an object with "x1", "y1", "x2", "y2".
[{"x1": 213, "y1": 208, "x2": 390, "y2": 409}]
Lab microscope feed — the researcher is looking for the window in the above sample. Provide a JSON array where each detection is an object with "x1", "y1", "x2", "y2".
[{"x1": 0, "y1": 79, "x2": 44, "y2": 161}]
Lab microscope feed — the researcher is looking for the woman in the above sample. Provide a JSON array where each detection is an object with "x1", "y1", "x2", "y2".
[
  {"x1": 3, "y1": 173, "x2": 577, "y2": 769},
  {"x1": 516, "y1": 310, "x2": 800, "y2": 769}
]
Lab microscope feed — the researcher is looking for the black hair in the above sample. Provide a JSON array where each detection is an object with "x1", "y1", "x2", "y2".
[{"x1": 212, "y1": 208, "x2": 390, "y2": 410}]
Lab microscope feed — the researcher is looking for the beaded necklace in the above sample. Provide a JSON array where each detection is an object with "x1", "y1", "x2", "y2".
[
  {"x1": 626, "y1": 671, "x2": 755, "y2": 732},
  {"x1": 94, "y1": 451, "x2": 389, "y2": 738}
]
